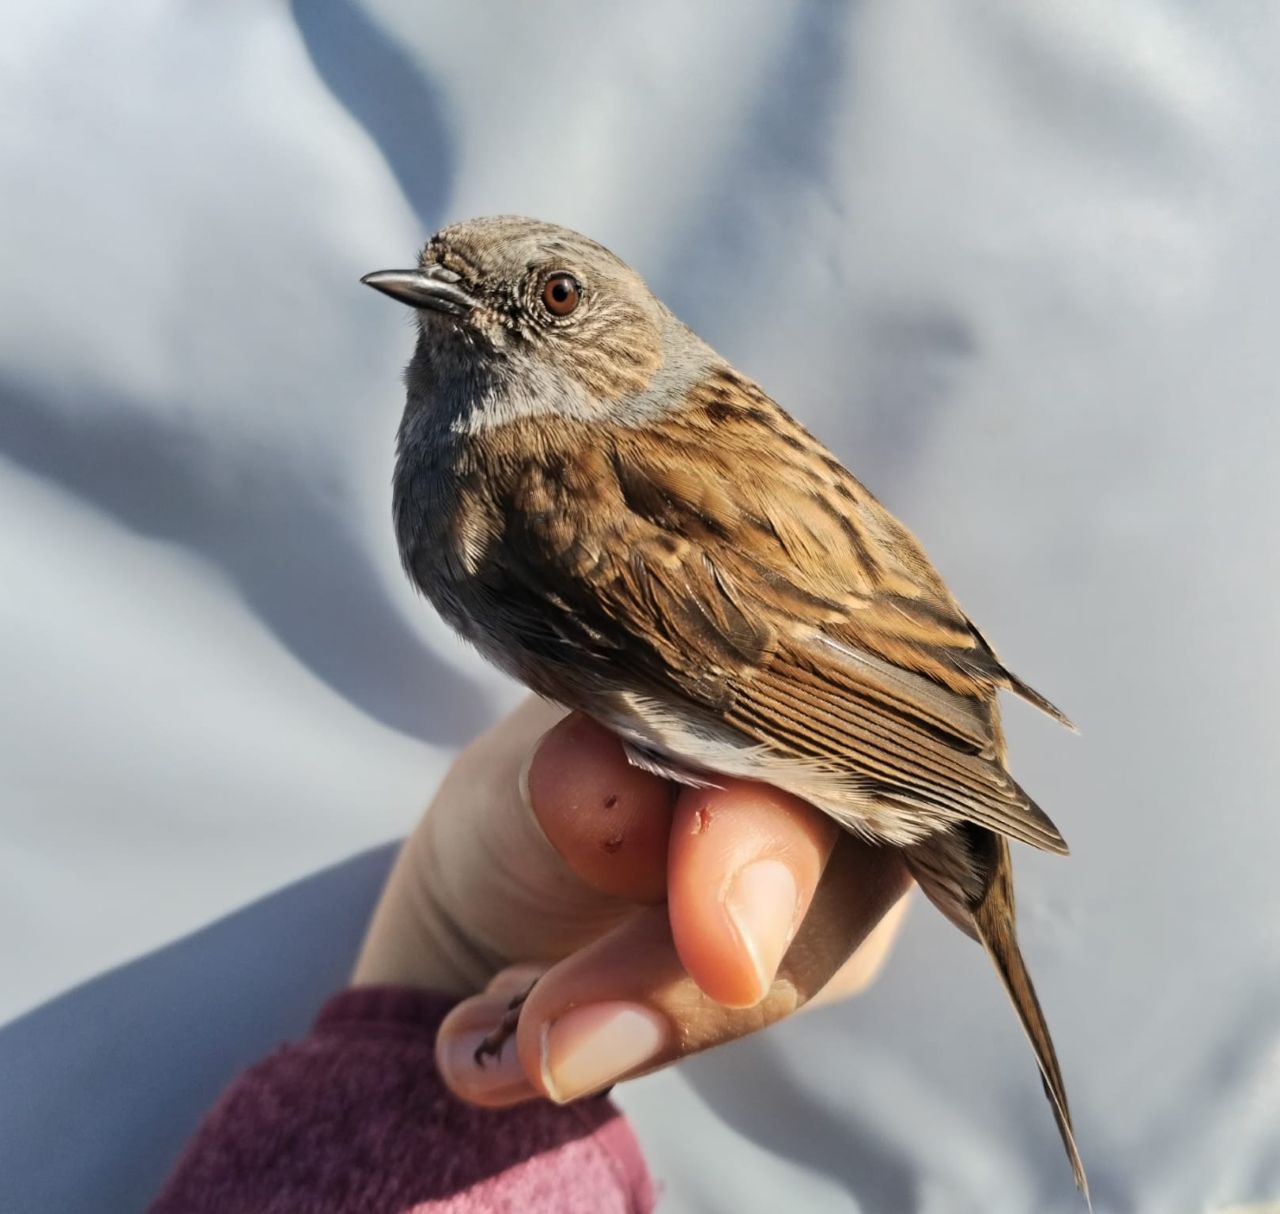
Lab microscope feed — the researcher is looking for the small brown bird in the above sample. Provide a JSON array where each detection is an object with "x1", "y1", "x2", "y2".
[{"x1": 364, "y1": 215, "x2": 1087, "y2": 1199}]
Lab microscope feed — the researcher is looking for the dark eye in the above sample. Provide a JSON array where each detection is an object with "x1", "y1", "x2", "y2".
[{"x1": 541, "y1": 272, "x2": 581, "y2": 317}]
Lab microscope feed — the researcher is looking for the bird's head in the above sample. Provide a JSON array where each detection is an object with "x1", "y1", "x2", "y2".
[{"x1": 364, "y1": 215, "x2": 716, "y2": 428}]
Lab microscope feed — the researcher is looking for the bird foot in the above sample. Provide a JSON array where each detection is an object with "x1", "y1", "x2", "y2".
[{"x1": 473, "y1": 981, "x2": 536, "y2": 1066}]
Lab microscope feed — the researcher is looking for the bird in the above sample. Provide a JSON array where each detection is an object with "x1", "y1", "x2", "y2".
[{"x1": 362, "y1": 214, "x2": 1087, "y2": 1200}]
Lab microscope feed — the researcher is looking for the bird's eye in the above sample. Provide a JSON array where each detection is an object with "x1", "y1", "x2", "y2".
[{"x1": 541, "y1": 272, "x2": 581, "y2": 317}]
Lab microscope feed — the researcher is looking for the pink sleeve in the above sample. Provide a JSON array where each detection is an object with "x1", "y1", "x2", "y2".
[{"x1": 148, "y1": 986, "x2": 656, "y2": 1214}]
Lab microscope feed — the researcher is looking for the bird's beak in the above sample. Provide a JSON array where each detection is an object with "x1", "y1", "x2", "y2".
[{"x1": 360, "y1": 266, "x2": 477, "y2": 316}]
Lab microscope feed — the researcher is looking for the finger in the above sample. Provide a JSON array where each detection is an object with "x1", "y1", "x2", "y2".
[
  {"x1": 434, "y1": 835, "x2": 910, "y2": 1108},
  {"x1": 807, "y1": 890, "x2": 912, "y2": 1008},
  {"x1": 518, "y1": 836, "x2": 911, "y2": 1104},
  {"x1": 485, "y1": 963, "x2": 548, "y2": 998},
  {"x1": 524, "y1": 714, "x2": 675, "y2": 904},
  {"x1": 415, "y1": 703, "x2": 667, "y2": 981},
  {"x1": 668, "y1": 779, "x2": 840, "y2": 1008},
  {"x1": 437, "y1": 977, "x2": 541, "y2": 1108}
]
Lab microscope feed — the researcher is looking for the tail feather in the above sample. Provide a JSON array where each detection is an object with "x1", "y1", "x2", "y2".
[
  {"x1": 907, "y1": 830, "x2": 1090, "y2": 1206},
  {"x1": 972, "y1": 839, "x2": 1090, "y2": 1207},
  {"x1": 1003, "y1": 670, "x2": 1078, "y2": 733}
]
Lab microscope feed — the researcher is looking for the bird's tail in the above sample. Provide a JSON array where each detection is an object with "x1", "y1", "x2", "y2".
[{"x1": 907, "y1": 829, "x2": 1090, "y2": 1207}]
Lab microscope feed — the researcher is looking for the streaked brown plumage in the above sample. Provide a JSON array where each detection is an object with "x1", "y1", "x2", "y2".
[{"x1": 365, "y1": 215, "x2": 1088, "y2": 1200}]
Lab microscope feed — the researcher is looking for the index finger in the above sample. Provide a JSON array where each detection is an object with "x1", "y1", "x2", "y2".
[{"x1": 668, "y1": 779, "x2": 841, "y2": 1008}]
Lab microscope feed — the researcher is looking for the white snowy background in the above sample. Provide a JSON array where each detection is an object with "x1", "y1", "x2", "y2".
[{"x1": 1, "y1": 3, "x2": 1278, "y2": 1211}]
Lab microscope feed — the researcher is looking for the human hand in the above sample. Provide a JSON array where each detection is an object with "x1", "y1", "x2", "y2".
[{"x1": 354, "y1": 697, "x2": 911, "y2": 1107}]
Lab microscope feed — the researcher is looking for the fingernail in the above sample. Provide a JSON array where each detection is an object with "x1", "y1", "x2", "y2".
[
  {"x1": 539, "y1": 1001, "x2": 670, "y2": 1103},
  {"x1": 516, "y1": 724, "x2": 557, "y2": 817},
  {"x1": 725, "y1": 859, "x2": 799, "y2": 1002},
  {"x1": 517, "y1": 749, "x2": 535, "y2": 813},
  {"x1": 439, "y1": 1028, "x2": 534, "y2": 1101}
]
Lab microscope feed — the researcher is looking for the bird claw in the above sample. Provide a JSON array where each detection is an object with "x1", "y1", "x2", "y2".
[{"x1": 472, "y1": 982, "x2": 536, "y2": 1067}]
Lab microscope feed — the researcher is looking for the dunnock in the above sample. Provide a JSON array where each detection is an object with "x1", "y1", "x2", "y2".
[{"x1": 364, "y1": 216, "x2": 1087, "y2": 1199}]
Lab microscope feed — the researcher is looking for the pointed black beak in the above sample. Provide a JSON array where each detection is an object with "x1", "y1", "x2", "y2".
[{"x1": 360, "y1": 266, "x2": 477, "y2": 315}]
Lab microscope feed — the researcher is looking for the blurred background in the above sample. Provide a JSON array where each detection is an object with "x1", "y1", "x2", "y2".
[{"x1": 1, "y1": 2, "x2": 1278, "y2": 1211}]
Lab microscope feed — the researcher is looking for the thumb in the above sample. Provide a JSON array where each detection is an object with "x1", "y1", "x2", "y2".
[
  {"x1": 413, "y1": 703, "x2": 674, "y2": 975},
  {"x1": 523, "y1": 713, "x2": 674, "y2": 905}
]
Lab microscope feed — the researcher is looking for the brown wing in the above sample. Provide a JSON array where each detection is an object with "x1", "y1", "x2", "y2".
[{"x1": 471, "y1": 377, "x2": 1069, "y2": 852}]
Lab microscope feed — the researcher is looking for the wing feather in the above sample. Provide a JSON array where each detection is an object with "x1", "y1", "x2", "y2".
[{"x1": 473, "y1": 396, "x2": 1069, "y2": 853}]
